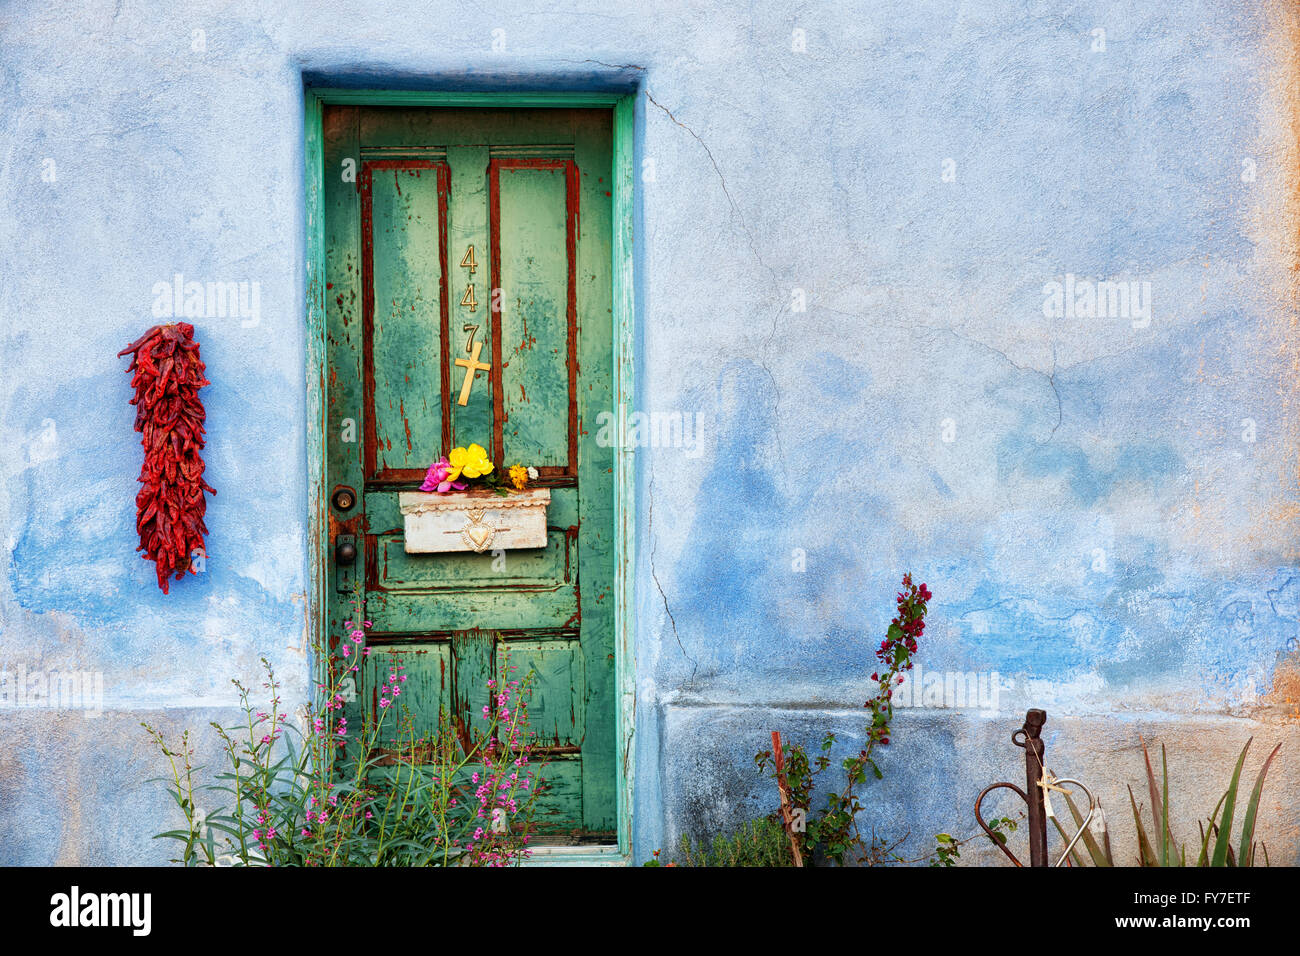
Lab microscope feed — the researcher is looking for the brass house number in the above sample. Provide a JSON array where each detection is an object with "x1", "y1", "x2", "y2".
[{"x1": 455, "y1": 244, "x2": 489, "y2": 406}]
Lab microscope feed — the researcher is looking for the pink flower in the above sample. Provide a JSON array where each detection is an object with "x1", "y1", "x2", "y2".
[{"x1": 420, "y1": 456, "x2": 467, "y2": 494}]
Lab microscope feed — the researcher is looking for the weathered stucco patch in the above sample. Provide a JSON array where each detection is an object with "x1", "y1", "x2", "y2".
[{"x1": 1248, "y1": 0, "x2": 1300, "y2": 558}]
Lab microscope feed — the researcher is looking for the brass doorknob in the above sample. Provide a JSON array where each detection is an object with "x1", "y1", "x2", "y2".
[{"x1": 335, "y1": 538, "x2": 357, "y2": 563}]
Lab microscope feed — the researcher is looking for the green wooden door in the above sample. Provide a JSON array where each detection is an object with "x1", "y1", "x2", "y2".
[{"x1": 322, "y1": 106, "x2": 615, "y2": 841}]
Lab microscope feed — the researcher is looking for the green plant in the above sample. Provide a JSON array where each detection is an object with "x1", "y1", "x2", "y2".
[
  {"x1": 145, "y1": 591, "x2": 545, "y2": 866},
  {"x1": 756, "y1": 574, "x2": 931, "y2": 865},
  {"x1": 643, "y1": 819, "x2": 797, "y2": 867},
  {"x1": 1127, "y1": 736, "x2": 1280, "y2": 868},
  {"x1": 642, "y1": 816, "x2": 1015, "y2": 868},
  {"x1": 929, "y1": 816, "x2": 1019, "y2": 867},
  {"x1": 1050, "y1": 788, "x2": 1113, "y2": 867}
]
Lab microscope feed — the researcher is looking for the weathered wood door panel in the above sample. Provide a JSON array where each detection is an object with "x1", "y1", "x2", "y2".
[{"x1": 322, "y1": 106, "x2": 615, "y2": 840}]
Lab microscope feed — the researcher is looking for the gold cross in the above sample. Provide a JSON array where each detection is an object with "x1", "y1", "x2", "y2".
[{"x1": 454, "y1": 340, "x2": 491, "y2": 406}]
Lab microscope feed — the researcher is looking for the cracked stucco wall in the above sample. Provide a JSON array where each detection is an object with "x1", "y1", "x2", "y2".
[{"x1": 2, "y1": 1, "x2": 1300, "y2": 865}]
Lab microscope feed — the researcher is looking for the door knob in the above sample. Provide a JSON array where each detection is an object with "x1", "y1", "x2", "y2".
[{"x1": 334, "y1": 534, "x2": 357, "y2": 593}]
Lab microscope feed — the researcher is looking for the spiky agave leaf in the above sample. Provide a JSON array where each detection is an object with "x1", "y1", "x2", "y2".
[
  {"x1": 1050, "y1": 817, "x2": 1084, "y2": 867},
  {"x1": 1161, "y1": 743, "x2": 1176, "y2": 865},
  {"x1": 1099, "y1": 800, "x2": 1114, "y2": 866},
  {"x1": 1210, "y1": 738, "x2": 1252, "y2": 868},
  {"x1": 1197, "y1": 789, "x2": 1228, "y2": 867},
  {"x1": 1128, "y1": 784, "x2": 1160, "y2": 866},
  {"x1": 1062, "y1": 789, "x2": 1111, "y2": 867},
  {"x1": 1238, "y1": 742, "x2": 1281, "y2": 868},
  {"x1": 1140, "y1": 737, "x2": 1166, "y2": 866}
]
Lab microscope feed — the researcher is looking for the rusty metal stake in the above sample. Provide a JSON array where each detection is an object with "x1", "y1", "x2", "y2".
[
  {"x1": 1018, "y1": 709, "x2": 1048, "y2": 867},
  {"x1": 974, "y1": 708, "x2": 1051, "y2": 867}
]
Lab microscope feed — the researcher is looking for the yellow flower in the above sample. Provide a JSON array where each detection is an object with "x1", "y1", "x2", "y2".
[
  {"x1": 509, "y1": 464, "x2": 528, "y2": 490},
  {"x1": 449, "y1": 444, "x2": 493, "y2": 479}
]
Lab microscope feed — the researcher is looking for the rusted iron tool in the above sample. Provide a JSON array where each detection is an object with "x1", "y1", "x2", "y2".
[
  {"x1": 974, "y1": 708, "x2": 1048, "y2": 866},
  {"x1": 974, "y1": 708, "x2": 1097, "y2": 867}
]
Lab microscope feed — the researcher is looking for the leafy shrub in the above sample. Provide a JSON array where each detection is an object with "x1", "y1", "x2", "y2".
[
  {"x1": 144, "y1": 595, "x2": 544, "y2": 866},
  {"x1": 756, "y1": 574, "x2": 931, "y2": 865},
  {"x1": 644, "y1": 819, "x2": 796, "y2": 867}
]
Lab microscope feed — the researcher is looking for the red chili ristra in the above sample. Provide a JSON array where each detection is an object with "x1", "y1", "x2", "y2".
[{"x1": 118, "y1": 323, "x2": 215, "y2": 593}]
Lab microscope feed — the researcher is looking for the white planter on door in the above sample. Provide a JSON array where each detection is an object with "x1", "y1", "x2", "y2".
[{"x1": 397, "y1": 488, "x2": 551, "y2": 554}]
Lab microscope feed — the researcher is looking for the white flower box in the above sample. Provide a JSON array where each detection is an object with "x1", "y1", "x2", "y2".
[{"x1": 397, "y1": 488, "x2": 551, "y2": 554}]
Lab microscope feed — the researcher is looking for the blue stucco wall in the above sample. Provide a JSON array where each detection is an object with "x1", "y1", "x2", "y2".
[{"x1": 2, "y1": 1, "x2": 1299, "y2": 865}]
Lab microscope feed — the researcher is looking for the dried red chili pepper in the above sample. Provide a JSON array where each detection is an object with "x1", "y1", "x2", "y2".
[{"x1": 118, "y1": 323, "x2": 215, "y2": 593}]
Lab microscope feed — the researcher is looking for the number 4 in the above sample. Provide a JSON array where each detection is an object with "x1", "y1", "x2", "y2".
[
  {"x1": 460, "y1": 245, "x2": 477, "y2": 274},
  {"x1": 461, "y1": 284, "x2": 478, "y2": 312}
]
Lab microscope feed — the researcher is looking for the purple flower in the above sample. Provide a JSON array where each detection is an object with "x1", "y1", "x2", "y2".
[{"x1": 420, "y1": 456, "x2": 467, "y2": 494}]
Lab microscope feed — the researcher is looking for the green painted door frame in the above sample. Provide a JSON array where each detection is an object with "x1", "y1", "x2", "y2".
[{"x1": 303, "y1": 87, "x2": 637, "y2": 864}]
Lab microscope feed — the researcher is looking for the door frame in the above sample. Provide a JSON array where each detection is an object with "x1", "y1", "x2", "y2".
[{"x1": 302, "y1": 87, "x2": 637, "y2": 863}]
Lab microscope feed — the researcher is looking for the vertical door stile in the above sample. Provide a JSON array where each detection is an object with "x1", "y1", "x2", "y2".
[
  {"x1": 359, "y1": 160, "x2": 376, "y2": 482},
  {"x1": 437, "y1": 162, "x2": 453, "y2": 457},
  {"x1": 565, "y1": 158, "x2": 580, "y2": 479},
  {"x1": 487, "y1": 158, "x2": 504, "y2": 468}
]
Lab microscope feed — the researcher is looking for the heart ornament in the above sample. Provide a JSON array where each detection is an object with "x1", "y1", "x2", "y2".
[
  {"x1": 1040, "y1": 773, "x2": 1097, "y2": 867},
  {"x1": 974, "y1": 770, "x2": 1097, "y2": 867},
  {"x1": 460, "y1": 509, "x2": 497, "y2": 553}
]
